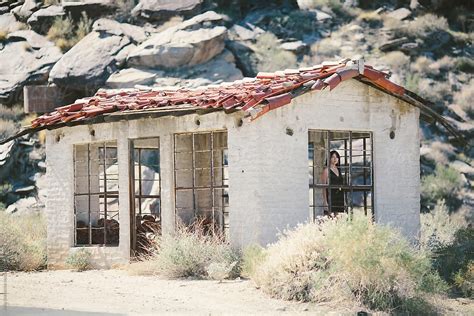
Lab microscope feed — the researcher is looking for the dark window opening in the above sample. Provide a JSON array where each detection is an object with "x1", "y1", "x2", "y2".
[
  {"x1": 74, "y1": 142, "x2": 119, "y2": 246},
  {"x1": 174, "y1": 131, "x2": 229, "y2": 237},
  {"x1": 309, "y1": 130, "x2": 374, "y2": 220},
  {"x1": 130, "y1": 138, "x2": 161, "y2": 255}
]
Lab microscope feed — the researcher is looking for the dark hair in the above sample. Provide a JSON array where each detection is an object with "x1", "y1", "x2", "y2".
[{"x1": 329, "y1": 150, "x2": 340, "y2": 166}]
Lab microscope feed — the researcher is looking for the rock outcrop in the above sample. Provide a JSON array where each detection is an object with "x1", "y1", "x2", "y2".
[
  {"x1": 127, "y1": 11, "x2": 226, "y2": 69},
  {"x1": 132, "y1": 0, "x2": 203, "y2": 22}
]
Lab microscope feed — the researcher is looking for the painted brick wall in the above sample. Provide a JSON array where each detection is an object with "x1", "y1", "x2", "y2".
[{"x1": 45, "y1": 79, "x2": 420, "y2": 267}]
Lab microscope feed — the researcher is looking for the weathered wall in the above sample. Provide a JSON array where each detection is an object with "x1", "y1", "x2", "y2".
[{"x1": 45, "y1": 79, "x2": 420, "y2": 267}]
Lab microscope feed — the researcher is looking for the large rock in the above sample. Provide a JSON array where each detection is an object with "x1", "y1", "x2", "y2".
[
  {"x1": 106, "y1": 67, "x2": 161, "y2": 88},
  {"x1": 0, "y1": 32, "x2": 62, "y2": 103},
  {"x1": 0, "y1": 13, "x2": 24, "y2": 32},
  {"x1": 11, "y1": 0, "x2": 39, "y2": 21},
  {"x1": 386, "y1": 8, "x2": 411, "y2": 21},
  {"x1": 49, "y1": 31, "x2": 131, "y2": 90},
  {"x1": 127, "y1": 11, "x2": 226, "y2": 69},
  {"x1": 92, "y1": 18, "x2": 148, "y2": 44},
  {"x1": 132, "y1": 0, "x2": 202, "y2": 22},
  {"x1": 27, "y1": 5, "x2": 65, "y2": 34}
]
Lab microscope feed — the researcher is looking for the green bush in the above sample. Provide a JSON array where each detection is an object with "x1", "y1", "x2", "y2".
[
  {"x1": 432, "y1": 227, "x2": 474, "y2": 298},
  {"x1": 136, "y1": 222, "x2": 240, "y2": 280},
  {"x1": 66, "y1": 248, "x2": 92, "y2": 272},
  {"x1": 420, "y1": 200, "x2": 467, "y2": 252},
  {"x1": 241, "y1": 244, "x2": 266, "y2": 279},
  {"x1": 0, "y1": 212, "x2": 47, "y2": 271},
  {"x1": 252, "y1": 212, "x2": 446, "y2": 312},
  {"x1": 253, "y1": 33, "x2": 297, "y2": 72},
  {"x1": 421, "y1": 165, "x2": 463, "y2": 210}
]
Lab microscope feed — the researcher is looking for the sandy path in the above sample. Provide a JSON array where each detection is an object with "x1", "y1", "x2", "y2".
[{"x1": 2, "y1": 270, "x2": 331, "y2": 315}]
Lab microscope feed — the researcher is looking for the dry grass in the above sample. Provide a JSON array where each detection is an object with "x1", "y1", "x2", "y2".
[
  {"x1": 128, "y1": 221, "x2": 240, "y2": 280},
  {"x1": 0, "y1": 104, "x2": 24, "y2": 139},
  {"x1": 253, "y1": 33, "x2": 297, "y2": 72},
  {"x1": 252, "y1": 212, "x2": 447, "y2": 312},
  {"x1": 421, "y1": 164, "x2": 464, "y2": 209},
  {"x1": 406, "y1": 14, "x2": 449, "y2": 38},
  {"x1": 381, "y1": 51, "x2": 410, "y2": 73},
  {"x1": 311, "y1": 37, "x2": 341, "y2": 59},
  {"x1": 454, "y1": 79, "x2": 474, "y2": 118},
  {"x1": 0, "y1": 212, "x2": 47, "y2": 271},
  {"x1": 47, "y1": 13, "x2": 91, "y2": 53},
  {"x1": 0, "y1": 29, "x2": 8, "y2": 41}
]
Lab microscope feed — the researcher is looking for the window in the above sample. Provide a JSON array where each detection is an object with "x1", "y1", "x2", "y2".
[
  {"x1": 308, "y1": 130, "x2": 373, "y2": 219},
  {"x1": 130, "y1": 138, "x2": 161, "y2": 253},
  {"x1": 174, "y1": 131, "x2": 229, "y2": 236},
  {"x1": 74, "y1": 142, "x2": 119, "y2": 246}
]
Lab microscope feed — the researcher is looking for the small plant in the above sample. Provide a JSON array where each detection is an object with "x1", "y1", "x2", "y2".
[
  {"x1": 133, "y1": 221, "x2": 240, "y2": 280},
  {"x1": 0, "y1": 29, "x2": 8, "y2": 42},
  {"x1": 253, "y1": 33, "x2": 297, "y2": 72},
  {"x1": 66, "y1": 248, "x2": 92, "y2": 271},
  {"x1": 75, "y1": 12, "x2": 92, "y2": 42},
  {"x1": 240, "y1": 244, "x2": 266, "y2": 278},
  {"x1": 421, "y1": 165, "x2": 463, "y2": 210},
  {"x1": 406, "y1": 14, "x2": 449, "y2": 39},
  {"x1": 382, "y1": 51, "x2": 410, "y2": 73},
  {"x1": 47, "y1": 13, "x2": 92, "y2": 53},
  {"x1": 404, "y1": 73, "x2": 420, "y2": 94},
  {"x1": 0, "y1": 212, "x2": 47, "y2": 272},
  {"x1": 455, "y1": 57, "x2": 474, "y2": 73},
  {"x1": 454, "y1": 79, "x2": 474, "y2": 118}
]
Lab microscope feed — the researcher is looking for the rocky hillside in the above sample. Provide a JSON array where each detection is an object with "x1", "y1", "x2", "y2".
[{"x1": 0, "y1": 0, "x2": 472, "y2": 216}]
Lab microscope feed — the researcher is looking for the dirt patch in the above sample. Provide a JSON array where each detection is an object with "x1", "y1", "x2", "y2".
[{"x1": 4, "y1": 270, "x2": 331, "y2": 315}]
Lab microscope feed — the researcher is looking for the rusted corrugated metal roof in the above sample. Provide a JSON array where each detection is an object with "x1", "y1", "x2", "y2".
[{"x1": 0, "y1": 58, "x2": 464, "y2": 145}]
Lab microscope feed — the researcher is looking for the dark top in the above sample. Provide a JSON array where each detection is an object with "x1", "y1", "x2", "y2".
[{"x1": 327, "y1": 168, "x2": 345, "y2": 213}]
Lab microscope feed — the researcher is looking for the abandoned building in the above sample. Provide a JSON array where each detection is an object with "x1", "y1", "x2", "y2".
[{"x1": 1, "y1": 58, "x2": 460, "y2": 268}]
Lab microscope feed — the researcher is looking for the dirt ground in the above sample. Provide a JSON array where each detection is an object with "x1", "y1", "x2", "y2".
[
  {"x1": 3, "y1": 269, "x2": 332, "y2": 315},
  {"x1": 3, "y1": 270, "x2": 473, "y2": 315}
]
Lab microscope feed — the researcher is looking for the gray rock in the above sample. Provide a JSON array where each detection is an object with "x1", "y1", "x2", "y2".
[
  {"x1": 386, "y1": 8, "x2": 411, "y2": 21},
  {"x1": 106, "y1": 67, "x2": 161, "y2": 88},
  {"x1": 93, "y1": 18, "x2": 148, "y2": 43},
  {"x1": 280, "y1": 41, "x2": 308, "y2": 54},
  {"x1": 132, "y1": 0, "x2": 202, "y2": 22},
  {"x1": 314, "y1": 9, "x2": 332, "y2": 21},
  {"x1": 127, "y1": 11, "x2": 226, "y2": 69},
  {"x1": 49, "y1": 31, "x2": 131, "y2": 90},
  {"x1": 6, "y1": 196, "x2": 39, "y2": 215},
  {"x1": 0, "y1": 12, "x2": 24, "y2": 32},
  {"x1": 228, "y1": 24, "x2": 264, "y2": 41},
  {"x1": 11, "y1": 0, "x2": 38, "y2": 21},
  {"x1": 27, "y1": 5, "x2": 65, "y2": 34},
  {"x1": 7, "y1": 30, "x2": 54, "y2": 48},
  {"x1": 0, "y1": 36, "x2": 62, "y2": 103},
  {"x1": 153, "y1": 49, "x2": 243, "y2": 89},
  {"x1": 115, "y1": 43, "x2": 137, "y2": 67},
  {"x1": 379, "y1": 37, "x2": 409, "y2": 52}
]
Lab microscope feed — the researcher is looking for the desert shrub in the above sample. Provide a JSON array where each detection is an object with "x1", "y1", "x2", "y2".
[
  {"x1": 311, "y1": 37, "x2": 341, "y2": 59},
  {"x1": 299, "y1": 0, "x2": 342, "y2": 10},
  {"x1": 240, "y1": 244, "x2": 266, "y2": 278},
  {"x1": 357, "y1": 11, "x2": 382, "y2": 27},
  {"x1": 381, "y1": 51, "x2": 410, "y2": 74},
  {"x1": 406, "y1": 14, "x2": 449, "y2": 39},
  {"x1": 253, "y1": 213, "x2": 446, "y2": 312},
  {"x1": 455, "y1": 57, "x2": 474, "y2": 73},
  {"x1": 404, "y1": 73, "x2": 421, "y2": 94},
  {"x1": 0, "y1": 104, "x2": 23, "y2": 121},
  {"x1": 47, "y1": 13, "x2": 91, "y2": 52},
  {"x1": 0, "y1": 120, "x2": 16, "y2": 139},
  {"x1": 136, "y1": 222, "x2": 240, "y2": 280},
  {"x1": 0, "y1": 29, "x2": 7, "y2": 41},
  {"x1": 417, "y1": 78, "x2": 452, "y2": 107},
  {"x1": 0, "y1": 212, "x2": 47, "y2": 271},
  {"x1": 66, "y1": 248, "x2": 92, "y2": 271},
  {"x1": 420, "y1": 200, "x2": 467, "y2": 251},
  {"x1": 432, "y1": 227, "x2": 474, "y2": 298},
  {"x1": 421, "y1": 165, "x2": 463, "y2": 210},
  {"x1": 253, "y1": 33, "x2": 297, "y2": 72},
  {"x1": 454, "y1": 79, "x2": 474, "y2": 118},
  {"x1": 411, "y1": 56, "x2": 439, "y2": 77}
]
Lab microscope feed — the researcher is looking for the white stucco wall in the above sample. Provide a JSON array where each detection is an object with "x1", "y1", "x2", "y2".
[{"x1": 45, "y1": 79, "x2": 420, "y2": 268}]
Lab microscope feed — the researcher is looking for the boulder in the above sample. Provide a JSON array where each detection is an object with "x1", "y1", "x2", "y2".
[
  {"x1": 27, "y1": 5, "x2": 65, "y2": 34},
  {"x1": 314, "y1": 9, "x2": 332, "y2": 21},
  {"x1": 92, "y1": 18, "x2": 148, "y2": 44},
  {"x1": 6, "y1": 196, "x2": 41, "y2": 215},
  {"x1": 49, "y1": 31, "x2": 131, "y2": 91},
  {"x1": 280, "y1": 40, "x2": 308, "y2": 54},
  {"x1": 106, "y1": 67, "x2": 161, "y2": 88},
  {"x1": 127, "y1": 11, "x2": 226, "y2": 69},
  {"x1": 379, "y1": 37, "x2": 409, "y2": 52},
  {"x1": 62, "y1": 0, "x2": 116, "y2": 20},
  {"x1": 0, "y1": 12, "x2": 24, "y2": 32},
  {"x1": 115, "y1": 43, "x2": 136, "y2": 67},
  {"x1": 132, "y1": 0, "x2": 202, "y2": 22},
  {"x1": 228, "y1": 23, "x2": 264, "y2": 41},
  {"x1": 11, "y1": 0, "x2": 39, "y2": 21},
  {"x1": 386, "y1": 8, "x2": 411, "y2": 21},
  {"x1": 0, "y1": 34, "x2": 62, "y2": 103},
  {"x1": 7, "y1": 30, "x2": 55, "y2": 48}
]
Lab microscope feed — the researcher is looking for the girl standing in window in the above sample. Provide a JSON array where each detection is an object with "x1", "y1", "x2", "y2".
[{"x1": 321, "y1": 150, "x2": 345, "y2": 216}]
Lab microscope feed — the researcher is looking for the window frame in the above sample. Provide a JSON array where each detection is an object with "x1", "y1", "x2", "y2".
[{"x1": 308, "y1": 129, "x2": 374, "y2": 220}]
